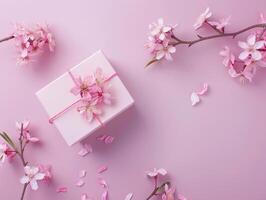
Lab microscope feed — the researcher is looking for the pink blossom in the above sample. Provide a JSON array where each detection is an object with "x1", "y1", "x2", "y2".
[
  {"x1": 77, "y1": 101, "x2": 102, "y2": 122},
  {"x1": 228, "y1": 64, "x2": 256, "y2": 82},
  {"x1": 13, "y1": 23, "x2": 55, "y2": 65},
  {"x1": 20, "y1": 166, "x2": 45, "y2": 190},
  {"x1": 209, "y1": 16, "x2": 231, "y2": 31},
  {"x1": 238, "y1": 34, "x2": 265, "y2": 61},
  {"x1": 220, "y1": 46, "x2": 235, "y2": 67},
  {"x1": 155, "y1": 41, "x2": 176, "y2": 61},
  {"x1": 70, "y1": 75, "x2": 94, "y2": 97},
  {"x1": 149, "y1": 18, "x2": 175, "y2": 41},
  {"x1": 15, "y1": 120, "x2": 30, "y2": 131},
  {"x1": 38, "y1": 164, "x2": 52, "y2": 182},
  {"x1": 193, "y1": 7, "x2": 212, "y2": 30},
  {"x1": 0, "y1": 143, "x2": 15, "y2": 164},
  {"x1": 162, "y1": 184, "x2": 175, "y2": 200},
  {"x1": 16, "y1": 120, "x2": 39, "y2": 143},
  {"x1": 147, "y1": 168, "x2": 167, "y2": 178},
  {"x1": 260, "y1": 13, "x2": 266, "y2": 23}
]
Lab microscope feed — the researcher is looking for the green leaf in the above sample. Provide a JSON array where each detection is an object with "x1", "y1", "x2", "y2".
[{"x1": 0, "y1": 132, "x2": 17, "y2": 150}]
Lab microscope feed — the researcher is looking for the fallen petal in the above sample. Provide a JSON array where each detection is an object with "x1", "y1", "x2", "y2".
[
  {"x1": 98, "y1": 178, "x2": 108, "y2": 188},
  {"x1": 78, "y1": 144, "x2": 93, "y2": 157},
  {"x1": 190, "y1": 92, "x2": 200, "y2": 106},
  {"x1": 81, "y1": 193, "x2": 88, "y2": 200},
  {"x1": 101, "y1": 191, "x2": 108, "y2": 200},
  {"x1": 197, "y1": 83, "x2": 208, "y2": 95},
  {"x1": 125, "y1": 193, "x2": 133, "y2": 200},
  {"x1": 76, "y1": 179, "x2": 85, "y2": 187},
  {"x1": 98, "y1": 165, "x2": 108, "y2": 174},
  {"x1": 79, "y1": 170, "x2": 87, "y2": 178},
  {"x1": 56, "y1": 186, "x2": 67, "y2": 193}
]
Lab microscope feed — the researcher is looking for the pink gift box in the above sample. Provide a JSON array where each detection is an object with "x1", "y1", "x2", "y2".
[{"x1": 36, "y1": 50, "x2": 134, "y2": 146}]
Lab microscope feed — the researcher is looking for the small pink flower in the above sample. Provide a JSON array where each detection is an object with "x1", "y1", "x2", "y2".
[
  {"x1": 70, "y1": 75, "x2": 94, "y2": 97},
  {"x1": 162, "y1": 184, "x2": 175, "y2": 200},
  {"x1": 20, "y1": 166, "x2": 45, "y2": 190},
  {"x1": 238, "y1": 34, "x2": 265, "y2": 61},
  {"x1": 260, "y1": 13, "x2": 266, "y2": 23},
  {"x1": 147, "y1": 168, "x2": 167, "y2": 178},
  {"x1": 220, "y1": 46, "x2": 235, "y2": 67},
  {"x1": 77, "y1": 101, "x2": 102, "y2": 122},
  {"x1": 193, "y1": 7, "x2": 212, "y2": 30},
  {"x1": 209, "y1": 16, "x2": 231, "y2": 31},
  {"x1": 155, "y1": 41, "x2": 176, "y2": 61},
  {"x1": 0, "y1": 143, "x2": 15, "y2": 164},
  {"x1": 149, "y1": 18, "x2": 175, "y2": 41},
  {"x1": 13, "y1": 23, "x2": 55, "y2": 65},
  {"x1": 15, "y1": 120, "x2": 30, "y2": 131},
  {"x1": 228, "y1": 64, "x2": 256, "y2": 82},
  {"x1": 38, "y1": 164, "x2": 52, "y2": 182}
]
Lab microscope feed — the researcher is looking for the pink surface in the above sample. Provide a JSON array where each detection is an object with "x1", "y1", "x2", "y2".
[{"x1": 0, "y1": 0, "x2": 266, "y2": 199}]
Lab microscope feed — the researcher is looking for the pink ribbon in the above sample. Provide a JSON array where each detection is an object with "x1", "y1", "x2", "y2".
[{"x1": 49, "y1": 70, "x2": 117, "y2": 124}]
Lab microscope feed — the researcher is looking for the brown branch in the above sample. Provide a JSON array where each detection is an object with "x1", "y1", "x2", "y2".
[
  {"x1": 0, "y1": 35, "x2": 14, "y2": 43},
  {"x1": 20, "y1": 183, "x2": 28, "y2": 200},
  {"x1": 146, "y1": 181, "x2": 170, "y2": 200}
]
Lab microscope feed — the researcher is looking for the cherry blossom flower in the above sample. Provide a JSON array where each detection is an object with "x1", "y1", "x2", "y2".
[
  {"x1": 70, "y1": 75, "x2": 94, "y2": 97},
  {"x1": 149, "y1": 18, "x2": 175, "y2": 41},
  {"x1": 0, "y1": 143, "x2": 15, "y2": 164},
  {"x1": 13, "y1": 23, "x2": 55, "y2": 65},
  {"x1": 209, "y1": 16, "x2": 231, "y2": 31},
  {"x1": 162, "y1": 184, "x2": 175, "y2": 200},
  {"x1": 77, "y1": 101, "x2": 102, "y2": 122},
  {"x1": 260, "y1": 13, "x2": 266, "y2": 23},
  {"x1": 220, "y1": 46, "x2": 235, "y2": 67},
  {"x1": 228, "y1": 64, "x2": 257, "y2": 82},
  {"x1": 155, "y1": 41, "x2": 176, "y2": 61},
  {"x1": 193, "y1": 7, "x2": 212, "y2": 30},
  {"x1": 20, "y1": 166, "x2": 45, "y2": 190},
  {"x1": 16, "y1": 120, "x2": 39, "y2": 143},
  {"x1": 16, "y1": 120, "x2": 30, "y2": 131},
  {"x1": 238, "y1": 34, "x2": 265, "y2": 61},
  {"x1": 38, "y1": 164, "x2": 52, "y2": 182},
  {"x1": 147, "y1": 168, "x2": 167, "y2": 178}
]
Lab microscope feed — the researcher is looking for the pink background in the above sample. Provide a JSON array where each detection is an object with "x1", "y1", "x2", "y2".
[{"x1": 0, "y1": 0, "x2": 266, "y2": 199}]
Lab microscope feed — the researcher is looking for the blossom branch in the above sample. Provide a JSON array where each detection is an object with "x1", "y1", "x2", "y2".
[
  {"x1": 0, "y1": 35, "x2": 14, "y2": 43},
  {"x1": 146, "y1": 181, "x2": 170, "y2": 200},
  {"x1": 172, "y1": 23, "x2": 266, "y2": 47}
]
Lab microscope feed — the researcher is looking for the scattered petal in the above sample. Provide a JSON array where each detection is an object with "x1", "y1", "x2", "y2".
[
  {"x1": 79, "y1": 170, "x2": 87, "y2": 178},
  {"x1": 98, "y1": 165, "x2": 108, "y2": 174},
  {"x1": 76, "y1": 179, "x2": 85, "y2": 187},
  {"x1": 78, "y1": 143, "x2": 92, "y2": 157},
  {"x1": 101, "y1": 191, "x2": 108, "y2": 200},
  {"x1": 56, "y1": 186, "x2": 68, "y2": 193},
  {"x1": 98, "y1": 178, "x2": 108, "y2": 188},
  {"x1": 125, "y1": 193, "x2": 133, "y2": 200},
  {"x1": 190, "y1": 92, "x2": 200, "y2": 106},
  {"x1": 81, "y1": 193, "x2": 88, "y2": 200},
  {"x1": 197, "y1": 83, "x2": 208, "y2": 95}
]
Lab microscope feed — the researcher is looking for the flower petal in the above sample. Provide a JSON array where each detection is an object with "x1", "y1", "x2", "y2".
[
  {"x1": 76, "y1": 179, "x2": 85, "y2": 187},
  {"x1": 125, "y1": 193, "x2": 133, "y2": 200},
  {"x1": 247, "y1": 34, "x2": 256, "y2": 46},
  {"x1": 251, "y1": 51, "x2": 262, "y2": 61},
  {"x1": 102, "y1": 191, "x2": 108, "y2": 200},
  {"x1": 239, "y1": 51, "x2": 250, "y2": 60},
  {"x1": 20, "y1": 176, "x2": 30, "y2": 184},
  {"x1": 30, "y1": 180, "x2": 39, "y2": 190},
  {"x1": 98, "y1": 165, "x2": 108, "y2": 174},
  {"x1": 238, "y1": 41, "x2": 248, "y2": 49},
  {"x1": 191, "y1": 92, "x2": 200, "y2": 106}
]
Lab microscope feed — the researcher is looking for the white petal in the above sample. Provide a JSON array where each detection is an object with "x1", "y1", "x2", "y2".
[
  {"x1": 156, "y1": 51, "x2": 165, "y2": 60},
  {"x1": 157, "y1": 168, "x2": 167, "y2": 176},
  {"x1": 165, "y1": 52, "x2": 173, "y2": 61},
  {"x1": 162, "y1": 26, "x2": 172, "y2": 33},
  {"x1": 254, "y1": 41, "x2": 265, "y2": 49},
  {"x1": 125, "y1": 193, "x2": 133, "y2": 200},
  {"x1": 168, "y1": 46, "x2": 176, "y2": 53},
  {"x1": 20, "y1": 176, "x2": 30, "y2": 184},
  {"x1": 24, "y1": 166, "x2": 31, "y2": 175},
  {"x1": 252, "y1": 51, "x2": 262, "y2": 61},
  {"x1": 159, "y1": 33, "x2": 166, "y2": 41},
  {"x1": 238, "y1": 41, "x2": 248, "y2": 49},
  {"x1": 191, "y1": 92, "x2": 200, "y2": 106},
  {"x1": 239, "y1": 51, "x2": 250, "y2": 60},
  {"x1": 30, "y1": 180, "x2": 39, "y2": 190},
  {"x1": 247, "y1": 34, "x2": 256, "y2": 46},
  {"x1": 158, "y1": 18, "x2": 164, "y2": 25},
  {"x1": 35, "y1": 173, "x2": 45, "y2": 180}
]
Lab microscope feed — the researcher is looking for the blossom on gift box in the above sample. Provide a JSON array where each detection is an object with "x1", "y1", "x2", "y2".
[
  {"x1": 0, "y1": 143, "x2": 15, "y2": 164},
  {"x1": 20, "y1": 165, "x2": 45, "y2": 190},
  {"x1": 13, "y1": 23, "x2": 55, "y2": 65},
  {"x1": 193, "y1": 7, "x2": 212, "y2": 30},
  {"x1": 238, "y1": 34, "x2": 265, "y2": 61},
  {"x1": 77, "y1": 100, "x2": 102, "y2": 122}
]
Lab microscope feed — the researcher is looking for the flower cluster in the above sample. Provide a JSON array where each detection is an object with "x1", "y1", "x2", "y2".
[
  {"x1": 145, "y1": 18, "x2": 177, "y2": 62},
  {"x1": 70, "y1": 68, "x2": 113, "y2": 122},
  {"x1": 145, "y1": 9, "x2": 266, "y2": 83},
  {"x1": 12, "y1": 23, "x2": 55, "y2": 65},
  {"x1": 146, "y1": 168, "x2": 186, "y2": 200},
  {"x1": 0, "y1": 121, "x2": 52, "y2": 199}
]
